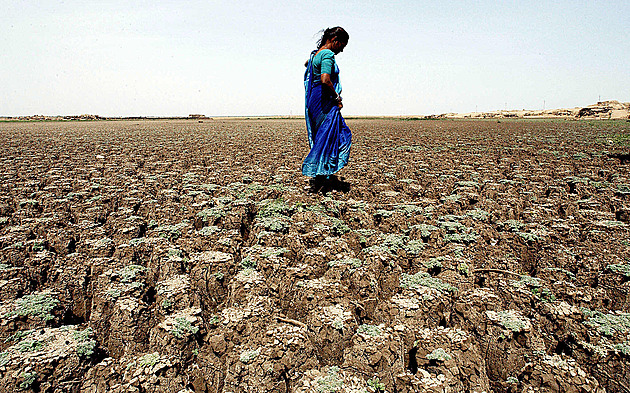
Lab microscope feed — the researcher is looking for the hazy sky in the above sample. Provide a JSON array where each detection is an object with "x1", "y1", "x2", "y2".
[{"x1": 1, "y1": 0, "x2": 629, "y2": 117}]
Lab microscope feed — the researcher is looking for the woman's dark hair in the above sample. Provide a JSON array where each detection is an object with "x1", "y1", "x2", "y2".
[{"x1": 317, "y1": 27, "x2": 349, "y2": 49}]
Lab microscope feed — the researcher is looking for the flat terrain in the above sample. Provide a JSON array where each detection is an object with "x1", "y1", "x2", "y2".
[{"x1": 0, "y1": 118, "x2": 629, "y2": 392}]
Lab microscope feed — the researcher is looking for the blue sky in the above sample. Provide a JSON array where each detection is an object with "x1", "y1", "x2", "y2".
[{"x1": 1, "y1": 0, "x2": 628, "y2": 116}]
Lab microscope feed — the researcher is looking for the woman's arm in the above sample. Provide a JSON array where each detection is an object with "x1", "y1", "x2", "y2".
[{"x1": 321, "y1": 73, "x2": 342, "y2": 108}]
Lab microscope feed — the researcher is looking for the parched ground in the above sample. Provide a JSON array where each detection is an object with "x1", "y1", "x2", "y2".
[{"x1": 0, "y1": 118, "x2": 629, "y2": 393}]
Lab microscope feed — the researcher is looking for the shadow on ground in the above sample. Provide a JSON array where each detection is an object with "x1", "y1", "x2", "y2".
[{"x1": 308, "y1": 175, "x2": 351, "y2": 194}]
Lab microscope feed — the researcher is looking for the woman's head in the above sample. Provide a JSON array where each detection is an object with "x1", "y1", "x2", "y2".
[{"x1": 317, "y1": 27, "x2": 349, "y2": 53}]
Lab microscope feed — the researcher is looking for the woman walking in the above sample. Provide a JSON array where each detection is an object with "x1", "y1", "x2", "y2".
[{"x1": 302, "y1": 27, "x2": 352, "y2": 183}]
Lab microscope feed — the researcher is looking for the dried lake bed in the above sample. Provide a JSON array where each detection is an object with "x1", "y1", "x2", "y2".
[{"x1": 0, "y1": 118, "x2": 629, "y2": 392}]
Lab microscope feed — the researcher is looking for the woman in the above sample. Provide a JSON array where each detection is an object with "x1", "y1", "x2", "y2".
[{"x1": 302, "y1": 27, "x2": 352, "y2": 181}]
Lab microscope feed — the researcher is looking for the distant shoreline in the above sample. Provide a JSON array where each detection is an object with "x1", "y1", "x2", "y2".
[{"x1": 1, "y1": 100, "x2": 629, "y2": 122}]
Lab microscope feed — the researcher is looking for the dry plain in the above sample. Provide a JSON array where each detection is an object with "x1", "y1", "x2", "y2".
[{"x1": 0, "y1": 118, "x2": 629, "y2": 392}]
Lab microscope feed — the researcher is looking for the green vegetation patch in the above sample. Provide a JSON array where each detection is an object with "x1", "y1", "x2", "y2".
[
  {"x1": 375, "y1": 233, "x2": 425, "y2": 255},
  {"x1": 423, "y1": 256, "x2": 445, "y2": 270},
  {"x1": 328, "y1": 258, "x2": 363, "y2": 269},
  {"x1": 583, "y1": 310, "x2": 630, "y2": 337},
  {"x1": 400, "y1": 272, "x2": 456, "y2": 293},
  {"x1": 394, "y1": 204, "x2": 424, "y2": 216},
  {"x1": 517, "y1": 231, "x2": 541, "y2": 242},
  {"x1": 444, "y1": 232, "x2": 479, "y2": 244},
  {"x1": 155, "y1": 222, "x2": 188, "y2": 239},
  {"x1": 426, "y1": 348, "x2": 452, "y2": 361},
  {"x1": 316, "y1": 366, "x2": 344, "y2": 392},
  {"x1": 607, "y1": 263, "x2": 630, "y2": 277},
  {"x1": 498, "y1": 220, "x2": 525, "y2": 232},
  {"x1": 240, "y1": 256, "x2": 257, "y2": 269},
  {"x1": 411, "y1": 224, "x2": 438, "y2": 239},
  {"x1": 20, "y1": 371, "x2": 37, "y2": 390},
  {"x1": 455, "y1": 180, "x2": 479, "y2": 189},
  {"x1": 255, "y1": 216, "x2": 290, "y2": 232},
  {"x1": 329, "y1": 217, "x2": 351, "y2": 235},
  {"x1": 196, "y1": 207, "x2": 226, "y2": 221},
  {"x1": 239, "y1": 348, "x2": 260, "y2": 364},
  {"x1": 139, "y1": 352, "x2": 160, "y2": 367},
  {"x1": 0, "y1": 351, "x2": 9, "y2": 366},
  {"x1": 256, "y1": 198, "x2": 294, "y2": 217},
  {"x1": 17, "y1": 339, "x2": 44, "y2": 353},
  {"x1": 512, "y1": 275, "x2": 543, "y2": 288},
  {"x1": 357, "y1": 324, "x2": 383, "y2": 337},
  {"x1": 74, "y1": 328, "x2": 96, "y2": 357},
  {"x1": 457, "y1": 262, "x2": 470, "y2": 276},
  {"x1": 487, "y1": 310, "x2": 531, "y2": 333},
  {"x1": 198, "y1": 225, "x2": 220, "y2": 236},
  {"x1": 367, "y1": 377, "x2": 385, "y2": 391},
  {"x1": 612, "y1": 132, "x2": 630, "y2": 147},
  {"x1": 117, "y1": 265, "x2": 147, "y2": 283},
  {"x1": 7, "y1": 292, "x2": 59, "y2": 321},
  {"x1": 466, "y1": 209, "x2": 490, "y2": 221},
  {"x1": 172, "y1": 317, "x2": 199, "y2": 338}
]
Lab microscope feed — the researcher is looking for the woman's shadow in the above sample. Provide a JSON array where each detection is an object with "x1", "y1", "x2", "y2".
[{"x1": 308, "y1": 175, "x2": 351, "y2": 194}]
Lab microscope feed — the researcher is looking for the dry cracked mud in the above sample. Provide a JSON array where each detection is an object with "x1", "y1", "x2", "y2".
[{"x1": 0, "y1": 118, "x2": 629, "y2": 392}]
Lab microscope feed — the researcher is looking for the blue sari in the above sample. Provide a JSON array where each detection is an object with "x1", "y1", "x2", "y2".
[{"x1": 302, "y1": 50, "x2": 352, "y2": 177}]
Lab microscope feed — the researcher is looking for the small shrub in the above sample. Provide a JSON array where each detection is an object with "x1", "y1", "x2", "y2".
[
  {"x1": 255, "y1": 216, "x2": 290, "y2": 232},
  {"x1": 0, "y1": 351, "x2": 9, "y2": 366},
  {"x1": 401, "y1": 272, "x2": 456, "y2": 293},
  {"x1": 196, "y1": 207, "x2": 225, "y2": 221},
  {"x1": 374, "y1": 209, "x2": 394, "y2": 218},
  {"x1": 8, "y1": 292, "x2": 59, "y2": 321},
  {"x1": 423, "y1": 257, "x2": 444, "y2": 270},
  {"x1": 155, "y1": 222, "x2": 188, "y2": 240},
  {"x1": 106, "y1": 288, "x2": 122, "y2": 299},
  {"x1": 607, "y1": 263, "x2": 630, "y2": 277},
  {"x1": 487, "y1": 310, "x2": 531, "y2": 333},
  {"x1": 328, "y1": 258, "x2": 363, "y2": 269},
  {"x1": 199, "y1": 225, "x2": 220, "y2": 236},
  {"x1": 584, "y1": 310, "x2": 630, "y2": 336},
  {"x1": 357, "y1": 324, "x2": 382, "y2": 337},
  {"x1": 444, "y1": 232, "x2": 479, "y2": 244},
  {"x1": 240, "y1": 256, "x2": 257, "y2": 269},
  {"x1": 17, "y1": 339, "x2": 44, "y2": 353},
  {"x1": 426, "y1": 348, "x2": 451, "y2": 361},
  {"x1": 316, "y1": 366, "x2": 343, "y2": 392},
  {"x1": 239, "y1": 348, "x2": 260, "y2": 364},
  {"x1": 330, "y1": 218, "x2": 351, "y2": 235},
  {"x1": 466, "y1": 209, "x2": 490, "y2": 221},
  {"x1": 498, "y1": 220, "x2": 525, "y2": 232},
  {"x1": 405, "y1": 239, "x2": 425, "y2": 255},
  {"x1": 139, "y1": 352, "x2": 160, "y2": 367},
  {"x1": 367, "y1": 377, "x2": 385, "y2": 392},
  {"x1": 257, "y1": 199, "x2": 293, "y2": 217},
  {"x1": 117, "y1": 265, "x2": 146, "y2": 283},
  {"x1": 172, "y1": 317, "x2": 199, "y2": 338},
  {"x1": 20, "y1": 372, "x2": 37, "y2": 390},
  {"x1": 74, "y1": 328, "x2": 96, "y2": 357},
  {"x1": 518, "y1": 231, "x2": 541, "y2": 242},
  {"x1": 457, "y1": 262, "x2": 470, "y2": 276},
  {"x1": 512, "y1": 275, "x2": 543, "y2": 288}
]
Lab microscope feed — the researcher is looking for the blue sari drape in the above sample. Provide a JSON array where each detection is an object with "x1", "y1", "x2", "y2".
[{"x1": 302, "y1": 50, "x2": 352, "y2": 177}]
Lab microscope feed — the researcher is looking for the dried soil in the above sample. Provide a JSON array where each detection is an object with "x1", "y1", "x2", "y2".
[{"x1": 0, "y1": 118, "x2": 629, "y2": 392}]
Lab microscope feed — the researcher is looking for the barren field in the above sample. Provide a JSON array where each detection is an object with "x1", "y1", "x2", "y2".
[{"x1": 0, "y1": 118, "x2": 629, "y2": 393}]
